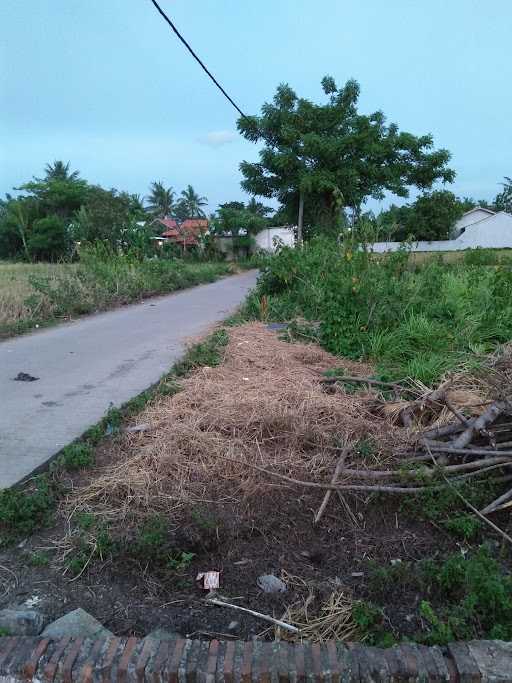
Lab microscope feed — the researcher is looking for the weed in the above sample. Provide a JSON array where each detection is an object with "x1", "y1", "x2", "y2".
[
  {"x1": 167, "y1": 551, "x2": 195, "y2": 573},
  {"x1": 191, "y1": 509, "x2": 218, "y2": 532},
  {"x1": 355, "y1": 437, "x2": 377, "y2": 459},
  {"x1": 0, "y1": 476, "x2": 57, "y2": 544},
  {"x1": 57, "y1": 443, "x2": 94, "y2": 471},
  {"x1": 27, "y1": 551, "x2": 50, "y2": 567},
  {"x1": 74, "y1": 512, "x2": 96, "y2": 531},
  {"x1": 133, "y1": 515, "x2": 169, "y2": 561},
  {"x1": 174, "y1": 329, "x2": 229, "y2": 376},
  {"x1": 0, "y1": 628, "x2": 10, "y2": 637},
  {"x1": 352, "y1": 600, "x2": 396, "y2": 647}
]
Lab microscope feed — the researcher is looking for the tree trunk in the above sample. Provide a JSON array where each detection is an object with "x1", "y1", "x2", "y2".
[{"x1": 297, "y1": 192, "x2": 304, "y2": 245}]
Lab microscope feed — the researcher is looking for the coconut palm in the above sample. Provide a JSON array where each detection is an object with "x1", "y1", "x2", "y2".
[
  {"x1": 180, "y1": 185, "x2": 207, "y2": 218},
  {"x1": 146, "y1": 181, "x2": 175, "y2": 218},
  {"x1": 44, "y1": 160, "x2": 80, "y2": 182}
]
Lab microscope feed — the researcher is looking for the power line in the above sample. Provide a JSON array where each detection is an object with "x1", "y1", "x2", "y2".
[{"x1": 148, "y1": 0, "x2": 248, "y2": 120}]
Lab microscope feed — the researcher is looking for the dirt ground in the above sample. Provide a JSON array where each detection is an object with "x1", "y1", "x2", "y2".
[{"x1": 1, "y1": 323, "x2": 510, "y2": 642}]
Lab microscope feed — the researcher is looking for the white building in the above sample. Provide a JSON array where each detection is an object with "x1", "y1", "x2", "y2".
[{"x1": 370, "y1": 208, "x2": 512, "y2": 254}]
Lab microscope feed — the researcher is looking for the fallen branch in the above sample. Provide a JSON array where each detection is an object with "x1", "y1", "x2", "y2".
[
  {"x1": 480, "y1": 487, "x2": 512, "y2": 515},
  {"x1": 321, "y1": 376, "x2": 402, "y2": 390},
  {"x1": 206, "y1": 597, "x2": 299, "y2": 634},
  {"x1": 425, "y1": 444, "x2": 512, "y2": 546},
  {"x1": 444, "y1": 398, "x2": 471, "y2": 427},
  {"x1": 426, "y1": 445, "x2": 512, "y2": 458},
  {"x1": 314, "y1": 444, "x2": 350, "y2": 524},
  {"x1": 452, "y1": 399, "x2": 511, "y2": 449}
]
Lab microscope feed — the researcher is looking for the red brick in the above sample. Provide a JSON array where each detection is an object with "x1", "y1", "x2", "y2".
[
  {"x1": 223, "y1": 641, "x2": 235, "y2": 683},
  {"x1": 134, "y1": 638, "x2": 155, "y2": 683},
  {"x1": 278, "y1": 642, "x2": 289, "y2": 683},
  {"x1": 62, "y1": 638, "x2": 84, "y2": 683},
  {"x1": 295, "y1": 643, "x2": 305, "y2": 683},
  {"x1": 80, "y1": 639, "x2": 106, "y2": 683},
  {"x1": 310, "y1": 642, "x2": 323, "y2": 683},
  {"x1": 101, "y1": 637, "x2": 121, "y2": 683},
  {"x1": 241, "y1": 642, "x2": 253, "y2": 683},
  {"x1": 118, "y1": 638, "x2": 138, "y2": 683},
  {"x1": 151, "y1": 640, "x2": 169, "y2": 683},
  {"x1": 23, "y1": 638, "x2": 50, "y2": 680},
  {"x1": 167, "y1": 639, "x2": 186, "y2": 683},
  {"x1": 326, "y1": 641, "x2": 339, "y2": 683},
  {"x1": 206, "y1": 640, "x2": 219, "y2": 680},
  {"x1": 44, "y1": 637, "x2": 71, "y2": 682},
  {"x1": 0, "y1": 638, "x2": 18, "y2": 669}
]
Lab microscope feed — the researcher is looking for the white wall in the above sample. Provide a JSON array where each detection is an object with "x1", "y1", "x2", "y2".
[
  {"x1": 255, "y1": 226, "x2": 295, "y2": 252},
  {"x1": 370, "y1": 213, "x2": 512, "y2": 254}
]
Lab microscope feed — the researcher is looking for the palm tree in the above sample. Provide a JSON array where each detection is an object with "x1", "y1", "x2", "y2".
[
  {"x1": 246, "y1": 197, "x2": 272, "y2": 217},
  {"x1": 44, "y1": 160, "x2": 80, "y2": 182},
  {"x1": 180, "y1": 185, "x2": 207, "y2": 218},
  {"x1": 146, "y1": 181, "x2": 175, "y2": 218}
]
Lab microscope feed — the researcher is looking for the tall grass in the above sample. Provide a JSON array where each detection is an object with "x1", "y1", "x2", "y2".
[
  {"x1": 0, "y1": 250, "x2": 231, "y2": 338},
  {"x1": 245, "y1": 239, "x2": 512, "y2": 384}
]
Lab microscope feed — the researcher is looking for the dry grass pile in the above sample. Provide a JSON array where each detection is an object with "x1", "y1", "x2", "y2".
[{"x1": 67, "y1": 323, "x2": 406, "y2": 526}]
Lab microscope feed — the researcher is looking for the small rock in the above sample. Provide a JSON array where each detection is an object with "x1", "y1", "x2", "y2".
[
  {"x1": 227, "y1": 621, "x2": 239, "y2": 631},
  {"x1": 13, "y1": 372, "x2": 39, "y2": 382},
  {"x1": 351, "y1": 572, "x2": 364, "y2": 578},
  {"x1": 42, "y1": 608, "x2": 112, "y2": 640},
  {"x1": 257, "y1": 574, "x2": 287, "y2": 593},
  {"x1": 0, "y1": 609, "x2": 47, "y2": 636},
  {"x1": 145, "y1": 629, "x2": 180, "y2": 641}
]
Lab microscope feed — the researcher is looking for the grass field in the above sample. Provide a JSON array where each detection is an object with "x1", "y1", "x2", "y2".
[
  {"x1": 0, "y1": 254, "x2": 231, "y2": 338},
  {"x1": 0, "y1": 262, "x2": 79, "y2": 336}
]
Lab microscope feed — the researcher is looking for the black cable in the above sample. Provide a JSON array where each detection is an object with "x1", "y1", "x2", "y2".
[{"x1": 148, "y1": 0, "x2": 248, "y2": 120}]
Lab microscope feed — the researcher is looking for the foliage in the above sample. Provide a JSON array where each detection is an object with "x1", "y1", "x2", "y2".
[
  {"x1": 379, "y1": 191, "x2": 471, "y2": 241},
  {"x1": 248, "y1": 238, "x2": 512, "y2": 384},
  {"x1": 173, "y1": 328, "x2": 229, "y2": 376},
  {"x1": 417, "y1": 546, "x2": 512, "y2": 644},
  {"x1": 237, "y1": 76, "x2": 454, "y2": 234},
  {"x1": 0, "y1": 476, "x2": 57, "y2": 544},
  {"x1": 177, "y1": 185, "x2": 208, "y2": 219},
  {"x1": 146, "y1": 181, "x2": 175, "y2": 218},
  {"x1": 27, "y1": 215, "x2": 67, "y2": 261},
  {"x1": 57, "y1": 442, "x2": 94, "y2": 471},
  {"x1": 494, "y1": 176, "x2": 512, "y2": 213}
]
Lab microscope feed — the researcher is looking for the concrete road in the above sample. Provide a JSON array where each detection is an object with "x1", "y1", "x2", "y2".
[{"x1": 0, "y1": 270, "x2": 258, "y2": 488}]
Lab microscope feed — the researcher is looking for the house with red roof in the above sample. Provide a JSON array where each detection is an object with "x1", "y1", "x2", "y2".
[{"x1": 152, "y1": 216, "x2": 208, "y2": 248}]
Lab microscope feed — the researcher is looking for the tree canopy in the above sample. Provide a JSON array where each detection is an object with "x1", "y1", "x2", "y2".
[{"x1": 237, "y1": 76, "x2": 455, "y2": 234}]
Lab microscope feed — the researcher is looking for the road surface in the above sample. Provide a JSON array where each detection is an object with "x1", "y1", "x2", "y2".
[{"x1": 0, "y1": 270, "x2": 258, "y2": 488}]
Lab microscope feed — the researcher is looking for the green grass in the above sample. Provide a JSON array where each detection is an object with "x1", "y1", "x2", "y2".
[
  {"x1": 246, "y1": 238, "x2": 512, "y2": 385},
  {"x1": 0, "y1": 249, "x2": 232, "y2": 338}
]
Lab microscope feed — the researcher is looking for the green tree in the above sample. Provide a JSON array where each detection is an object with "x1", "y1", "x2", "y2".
[
  {"x1": 379, "y1": 191, "x2": 471, "y2": 241},
  {"x1": 237, "y1": 76, "x2": 455, "y2": 238},
  {"x1": 146, "y1": 181, "x2": 175, "y2": 218},
  {"x1": 27, "y1": 215, "x2": 67, "y2": 261},
  {"x1": 74, "y1": 187, "x2": 135, "y2": 248},
  {"x1": 246, "y1": 197, "x2": 273, "y2": 217},
  {"x1": 494, "y1": 177, "x2": 512, "y2": 213},
  {"x1": 180, "y1": 185, "x2": 208, "y2": 218},
  {"x1": 44, "y1": 160, "x2": 80, "y2": 182}
]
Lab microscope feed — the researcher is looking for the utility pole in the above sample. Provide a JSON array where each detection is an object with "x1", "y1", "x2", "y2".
[{"x1": 297, "y1": 192, "x2": 304, "y2": 246}]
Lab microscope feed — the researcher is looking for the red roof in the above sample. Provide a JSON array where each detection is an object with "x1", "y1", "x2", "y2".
[
  {"x1": 180, "y1": 218, "x2": 208, "y2": 234},
  {"x1": 161, "y1": 228, "x2": 179, "y2": 238},
  {"x1": 157, "y1": 218, "x2": 179, "y2": 230}
]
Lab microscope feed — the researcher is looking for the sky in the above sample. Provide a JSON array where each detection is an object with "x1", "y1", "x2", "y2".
[{"x1": 1, "y1": 0, "x2": 511, "y2": 214}]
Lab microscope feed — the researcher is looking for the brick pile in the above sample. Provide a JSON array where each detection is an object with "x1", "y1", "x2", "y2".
[{"x1": 1, "y1": 636, "x2": 511, "y2": 681}]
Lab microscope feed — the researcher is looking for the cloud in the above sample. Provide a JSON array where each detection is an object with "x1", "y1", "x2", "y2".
[{"x1": 197, "y1": 130, "x2": 237, "y2": 147}]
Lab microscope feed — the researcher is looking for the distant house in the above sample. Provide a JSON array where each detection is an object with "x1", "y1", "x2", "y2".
[
  {"x1": 370, "y1": 207, "x2": 512, "y2": 254},
  {"x1": 452, "y1": 207, "x2": 496, "y2": 238},
  {"x1": 152, "y1": 217, "x2": 208, "y2": 248}
]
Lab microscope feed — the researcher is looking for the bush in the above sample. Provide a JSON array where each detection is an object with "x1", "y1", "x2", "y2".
[
  {"x1": 27, "y1": 215, "x2": 67, "y2": 261},
  {"x1": 250, "y1": 238, "x2": 512, "y2": 383}
]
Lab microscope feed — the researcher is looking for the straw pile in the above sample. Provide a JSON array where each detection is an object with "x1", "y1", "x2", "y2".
[{"x1": 66, "y1": 323, "x2": 406, "y2": 526}]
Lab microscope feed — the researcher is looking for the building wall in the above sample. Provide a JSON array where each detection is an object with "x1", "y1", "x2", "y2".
[
  {"x1": 254, "y1": 226, "x2": 295, "y2": 252},
  {"x1": 370, "y1": 213, "x2": 512, "y2": 254}
]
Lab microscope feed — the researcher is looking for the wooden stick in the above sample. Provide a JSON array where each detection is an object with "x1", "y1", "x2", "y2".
[
  {"x1": 427, "y1": 445, "x2": 512, "y2": 458},
  {"x1": 320, "y1": 376, "x2": 401, "y2": 389},
  {"x1": 314, "y1": 444, "x2": 350, "y2": 524},
  {"x1": 341, "y1": 456, "x2": 511, "y2": 480},
  {"x1": 422, "y1": 422, "x2": 467, "y2": 440},
  {"x1": 452, "y1": 400, "x2": 511, "y2": 449},
  {"x1": 206, "y1": 598, "x2": 299, "y2": 633},
  {"x1": 444, "y1": 398, "x2": 471, "y2": 427},
  {"x1": 425, "y1": 444, "x2": 512, "y2": 545},
  {"x1": 480, "y1": 487, "x2": 512, "y2": 515}
]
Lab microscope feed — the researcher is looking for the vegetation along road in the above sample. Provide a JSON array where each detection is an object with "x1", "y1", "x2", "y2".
[{"x1": 0, "y1": 269, "x2": 258, "y2": 489}]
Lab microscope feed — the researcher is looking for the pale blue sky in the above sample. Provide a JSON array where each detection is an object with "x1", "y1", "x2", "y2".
[{"x1": 1, "y1": 0, "x2": 511, "y2": 212}]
